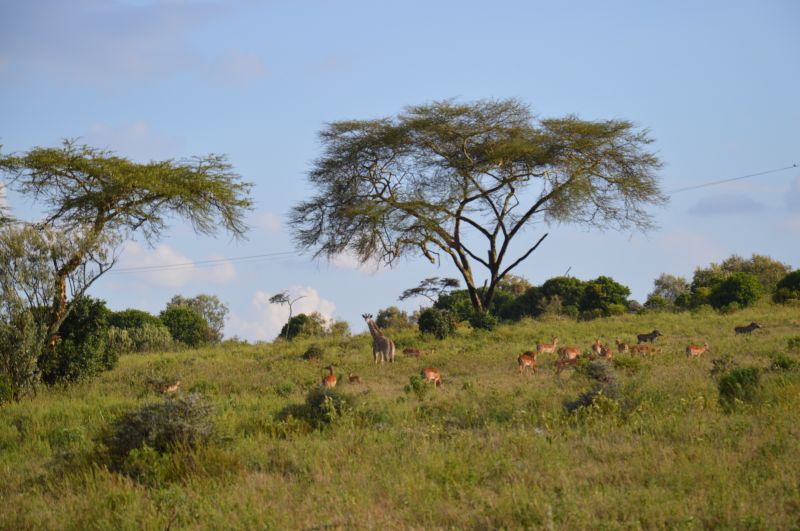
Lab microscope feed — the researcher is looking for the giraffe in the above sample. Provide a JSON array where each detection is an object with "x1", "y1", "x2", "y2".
[{"x1": 362, "y1": 313, "x2": 395, "y2": 364}]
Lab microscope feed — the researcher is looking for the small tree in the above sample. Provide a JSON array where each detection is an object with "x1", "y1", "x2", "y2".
[
  {"x1": 579, "y1": 276, "x2": 631, "y2": 317},
  {"x1": 375, "y1": 306, "x2": 415, "y2": 330},
  {"x1": 647, "y1": 273, "x2": 690, "y2": 305},
  {"x1": 159, "y1": 306, "x2": 210, "y2": 348},
  {"x1": 774, "y1": 270, "x2": 800, "y2": 303},
  {"x1": 709, "y1": 272, "x2": 762, "y2": 310},
  {"x1": 269, "y1": 291, "x2": 306, "y2": 341},
  {"x1": 166, "y1": 294, "x2": 229, "y2": 343},
  {"x1": 278, "y1": 312, "x2": 326, "y2": 341}
]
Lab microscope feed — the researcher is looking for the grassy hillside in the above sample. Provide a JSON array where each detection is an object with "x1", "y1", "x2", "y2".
[{"x1": 2, "y1": 303, "x2": 800, "y2": 529}]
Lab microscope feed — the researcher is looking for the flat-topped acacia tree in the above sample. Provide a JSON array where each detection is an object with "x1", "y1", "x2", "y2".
[
  {"x1": 0, "y1": 139, "x2": 253, "y2": 350},
  {"x1": 291, "y1": 99, "x2": 665, "y2": 314}
]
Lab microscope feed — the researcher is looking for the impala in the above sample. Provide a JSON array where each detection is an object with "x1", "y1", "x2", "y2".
[
  {"x1": 615, "y1": 338, "x2": 630, "y2": 354},
  {"x1": 421, "y1": 367, "x2": 444, "y2": 387},
  {"x1": 686, "y1": 342, "x2": 710, "y2": 359},
  {"x1": 517, "y1": 351, "x2": 538, "y2": 375},
  {"x1": 536, "y1": 337, "x2": 559, "y2": 355},
  {"x1": 556, "y1": 346, "x2": 581, "y2": 374},
  {"x1": 322, "y1": 365, "x2": 337, "y2": 388}
]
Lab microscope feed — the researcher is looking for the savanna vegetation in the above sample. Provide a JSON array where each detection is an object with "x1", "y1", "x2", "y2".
[{"x1": 2, "y1": 302, "x2": 799, "y2": 529}]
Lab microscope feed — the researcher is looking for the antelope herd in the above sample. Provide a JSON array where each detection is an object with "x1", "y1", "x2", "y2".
[{"x1": 313, "y1": 317, "x2": 764, "y2": 389}]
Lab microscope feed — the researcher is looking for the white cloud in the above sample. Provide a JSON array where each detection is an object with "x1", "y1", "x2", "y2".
[
  {"x1": 113, "y1": 242, "x2": 236, "y2": 289},
  {"x1": 85, "y1": 121, "x2": 183, "y2": 161},
  {"x1": 225, "y1": 286, "x2": 336, "y2": 342},
  {"x1": 330, "y1": 250, "x2": 385, "y2": 273},
  {"x1": 253, "y1": 212, "x2": 284, "y2": 235}
]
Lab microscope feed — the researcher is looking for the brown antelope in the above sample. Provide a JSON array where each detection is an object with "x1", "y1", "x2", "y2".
[
  {"x1": 556, "y1": 346, "x2": 581, "y2": 374},
  {"x1": 536, "y1": 337, "x2": 559, "y2": 355},
  {"x1": 631, "y1": 343, "x2": 654, "y2": 355},
  {"x1": 590, "y1": 338, "x2": 604, "y2": 358},
  {"x1": 162, "y1": 380, "x2": 181, "y2": 394},
  {"x1": 686, "y1": 342, "x2": 710, "y2": 359},
  {"x1": 403, "y1": 347, "x2": 422, "y2": 357},
  {"x1": 517, "y1": 351, "x2": 538, "y2": 375},
  {"x1": 421, "y1": 367, "x2": 444, "y2": 387},
  {"x1": 348, "y1": 372, "x2": 362, "y2": 384},
  {"x1": 363, "y1": 313, "x2": 395, "y2": 364},
  {"x1": 599, "y1": 343, "x2": 613, "y2": 360},
  {"x1": 615, "y1": 338, "x2": 630, "y2": 354},
  {"x1": 322, "y1": 365, "x2": 337, "y2": 388}
]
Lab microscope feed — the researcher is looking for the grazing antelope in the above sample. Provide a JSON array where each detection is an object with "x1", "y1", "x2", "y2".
[
  {"x1": 517, "y1": 351, "x2": 538, "y2": 375},
  {"x1": 556, "y1": 346, "x2": 581, "y2": 374},
  {"x1": 536, "y1": 337, "x2": 559, "y2": 355},
  {"x1": 631, "y1": 343, "x2": 654, "y2": 355},
  {"x1": 637, "y1": 330, "x2": 662, "y2": 344},
  {"x1": 599, "y1": 343, "x2": 614, "y2": 360},
  {"x1": 348, "y1": 372, "x2": 362, "y2": 384},
  {"x1": 162, "y1": 380, "x2": 181, "y2": 394},
  {"x1": 402, "y1": 347, "x2": 422, "y2": 357},
  {"x1": 363, "y1": 313, "x2": 396, "y2": 364},
  {"x1": 615, "y1": 338, "x2": 630, "y2": 354},
  {"x1": 686, "y1": 342, "x2": 710, "y2": 359},
  {"x1": 734, "y1": 322, "x2": 761, "y2": 335},
  {"x1": 322, "y1": 365, "x2": 337, "y2": 388},
  {"x1": 421, "y1": 367, "x2": 444, "y2": 387}
]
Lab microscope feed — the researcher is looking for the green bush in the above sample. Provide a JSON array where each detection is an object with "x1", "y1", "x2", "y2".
[
  {"x1": 103, "y1": 393, "x2": 215, "y2": 468},
  {"x1": 787, "y1": 336, "x2": 800, "y2": 352},
  {"x1": 718, "y1": 366, "x2": 761, "y2": 412},
  {"x1": 38, "y1": 296, "x2": 116, "y2": 385},
  {"x1": 0, "y1": 374, "x2": 12, "y2": 404},
  {"x1": 774, "y1": 270, "x2": 800, "y2": 303},
  {"x1": 160, "y1": 306, "x2": 210, "y2": 347},
  {"x1": 404, "y1": 375, "x2": 431, "y2": 401},
  {"x1": 709, "y1": 354, "x2": 739, "y2": 380},
  {"x1": 566, "y1": 361, "x2": 620, "y2": 412},
  {"x1": 279, "y1": 313, "x2": 326, "y2": 341},
  {"x1": 769, "y1": 353, "x2": 797, "y2": 372},
  {"x1": 417, "y1": 308, "x2": 454, "y2": 339},
  {"x1": 375, "y1": 306, "x2": 414, "y2": 330},
  {"x1": 468, "y1": 311, "x2": 498, "y2": 331},
  {"x1": 302, "y1": 344, "x2": 324, "y2": 361},
  {"x1": 128, "y1": 323, "x2": 173, "y2": 352},
  {"x1": 109, "y1": 309, "x2": 163, "y2": 330},
  {"x1": 579, "y1": 276, "x2": 631, "y2": 315},
  {"x1": 709, "y1": 272, "x2": 762, "y2": 310},
  {"x1": 106, "y1": 326, "x2": 134, "y2": 356},
  {"x1": 277, "y1": 387, "x2": 354, "y2": 427}
]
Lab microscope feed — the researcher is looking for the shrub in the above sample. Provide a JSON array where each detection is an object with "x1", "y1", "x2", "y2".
[
  {"x1": 769, "y1": 353, "x2": 797, "y2": 372},
  {"x1": 128, "y1": 323, "x2": 173, "y2": 352},
  {"x1": 579, "y1": 276, "x2": 631, "y2": 315},
  {"x1": 0, "y1": 374, "x2": 12, "y2": 404},
  {"x1": 0, "y1": 309, "x2": 46, "y2": 401},
  {"x1": 787, "y1": 336, "x2": 800, "y2": 352},
  {"x1": 107, "y1": 326, "x2": 134, "y2": 356},
  {"x1": 279, "y1": 313, "x2": 326, "y2": 341},
  {"x1": 718, "y1": 366, "x2": 761, "y2": 412},
  {"x1": 38, "y1": 296, "x2": 116, "y2": 385},
  {"x1": 468, "y1": 311, "x2": 498, "y2": 331},
  {"x1": 540, "y1": 276, "x2": 586, "y2": 310},
  {"x1": 109, "y1": 309, "x2": 163, "y2": 330},
  {"x1": 709, "y1": 272, "x2": 762, "y2": 309},
  {"x1": 160, "y1": 306, "x2": 210, "y2": 347},
  {"x1": 566, "y1": 360, "x2": 620, "y2": 412},
  {"x1": 375, "y1": 306, "x2": 414, "y2": 330},
  {"x1": 417, "y1": 308, "x2": 454, "y2": 339},
  {"x1": 277, "y1": 387, "x2": 354, "y2": 427},
  {"x1": 709, "y1": 354, "x2": 739, "y2": 380},
  {"x1": 302, "y1": 344, "x2": 324, "y2": 361},
  {"x1": 404, "y1": 375, "x2": 431, "y2": 401},
  {"x1": 774, "y1": 270, "x2": 800, "y2": 303},
  {"x1": 166, "y1": 294, "x2": 228, "y2": 343},
  {"x1": 433, "y1": 290, "x2": 475, "y2": 322},
  {"x1": 103, "y1": 393, "x2": 215, "y2": 467}
]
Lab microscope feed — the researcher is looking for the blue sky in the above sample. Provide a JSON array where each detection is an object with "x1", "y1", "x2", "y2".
[{"x1": 1, "y1": 0, "x2": 798, "y2": 340}]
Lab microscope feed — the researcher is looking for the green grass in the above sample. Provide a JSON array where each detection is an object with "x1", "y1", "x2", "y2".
[{"x1": 2, "y1": 303, "x2": 800, "y2": 529}]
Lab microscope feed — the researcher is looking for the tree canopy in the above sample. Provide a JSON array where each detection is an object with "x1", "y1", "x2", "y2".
[
  {"x1": 291, "y1": 99, "x2": 664, "y2": 313},
  {"x1": 0, "y1": 140, "x2": 252, "y2": 348}
]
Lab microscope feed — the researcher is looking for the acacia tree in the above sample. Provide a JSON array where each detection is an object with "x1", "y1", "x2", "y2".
[
  {"x1": 291, "y1": 99, "x2": 665, "y2": 313},
  {"x1": 0, "y1": 140, "x2": 252, "y2": 356},
  {"x1": 269, "y1": 291, "x2": 306, "y2": 341}
]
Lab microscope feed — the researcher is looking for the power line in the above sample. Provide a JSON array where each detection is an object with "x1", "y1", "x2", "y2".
[
  {"x1": 667, "y1": 163, "x2": 797, "y2": 194},
  {"x1": 106, "y1": 250, "x2": 298, "y2": 274}
]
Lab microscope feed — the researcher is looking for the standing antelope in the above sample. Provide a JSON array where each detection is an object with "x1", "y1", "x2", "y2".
[
  {"x1": 556, "y1": 346, "x2": 581, "y2": 374},
  {"x1": 599, "y1": 343, "x2": 614, "y2": 360},
  {"x1": 403, "y1": 347, "x2": 421, "y2": 357},
  {"x1": 590, "y1": 338, "x2": 604, "y2": 359},
  {"x1": 686, "y1": 342, "x2": 710, "y2": 359},
  {"x1": 517, "y1": 351, "x2": 538, "y2": 375},
  {"x1": 536, "y1": 337, "x2": 559, "y2": 355},
  {"x1": 421, "y1": 367, "x2": 444, "y2": 387},
  {"x1": 322, "y1": 365, "x2": 337, "y2": 388},
  {"x1": 362, "y1": 313, "x2": 395, "y2": 364},
  {"x1": 615, "y1": 338, "x2": 630, "y2": 354}
]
